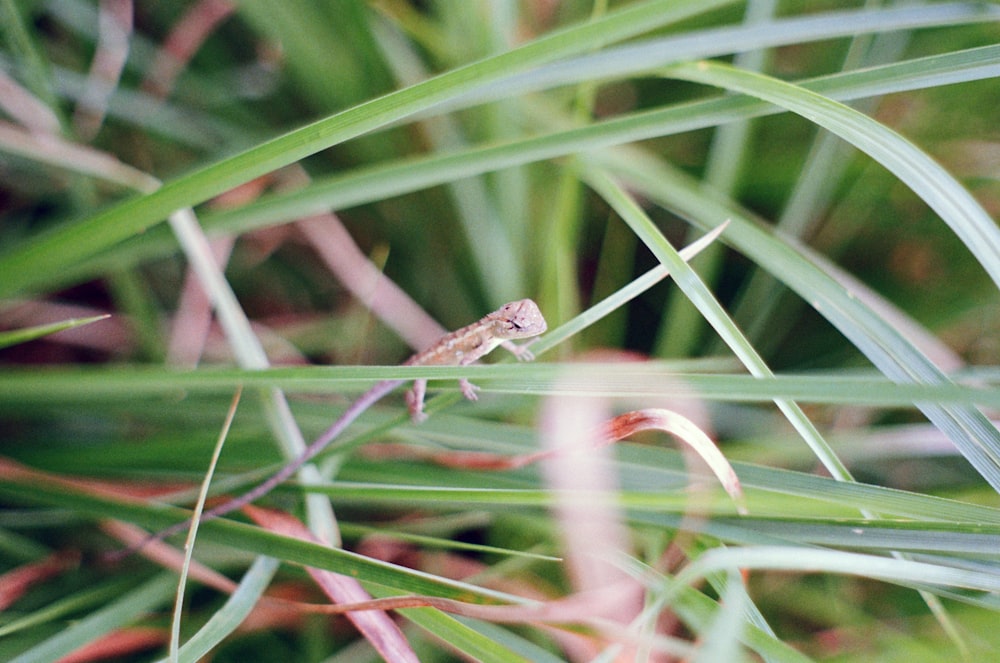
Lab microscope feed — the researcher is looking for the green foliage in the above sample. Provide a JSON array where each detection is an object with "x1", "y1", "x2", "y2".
[{"x1": 2, "y1": 0, "x2": 1000, "y2": 660}]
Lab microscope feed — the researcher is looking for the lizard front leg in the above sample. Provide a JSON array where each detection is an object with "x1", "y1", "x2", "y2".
[
  {"x1": 500, "y1": 339, "x2": 536, "y2": 361},
  {"x1": 459, "y1": 378, "x2": 479, "y2": 401}
]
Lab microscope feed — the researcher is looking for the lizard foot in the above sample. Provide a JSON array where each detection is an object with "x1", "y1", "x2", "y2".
[
  {"x1": 460, "y1": 379, "x2": 479, "y2": 401},
  {"x1": 405, "y1": 383, "x2": 428, "y2": 423}
]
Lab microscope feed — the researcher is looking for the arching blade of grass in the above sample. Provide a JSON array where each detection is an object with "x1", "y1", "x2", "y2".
[
  {"x1": 665, "y1": 60, "x2": 1000, "y2": 291},
  {"x1": 658, "y1": 61, "x2": 1000, "y2": 492},
  {"x1": 444, "y1": 2, "x2": 1000, "y2": 110},
  {"x1": 0, "y1": 0, "x2": 734, "y2": 298},
  {"x1": 44, "y1": 43, "x2": 1000, "y2": 295},
  {"x1": 8, "y1": 4, "x2": 997, "y2": 298}
]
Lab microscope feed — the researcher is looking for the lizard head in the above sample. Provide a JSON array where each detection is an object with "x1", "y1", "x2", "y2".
[{"x1": 494, "y1": 299, "x2": 547, "y2": 338}]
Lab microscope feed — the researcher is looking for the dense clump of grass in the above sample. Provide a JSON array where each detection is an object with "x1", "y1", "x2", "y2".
[{"x1": 2, "y1": 1, "x2": 1000, "y2": 661}]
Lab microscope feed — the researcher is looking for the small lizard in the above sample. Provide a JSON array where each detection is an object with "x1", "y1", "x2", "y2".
[{"x1": 131, "y1": 299, "x2": 547, "y2": 551}]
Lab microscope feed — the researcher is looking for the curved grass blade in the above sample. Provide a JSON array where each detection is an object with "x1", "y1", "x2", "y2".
[{"x1": 0, "y1": 0, "x2": 734, "y2": 298}]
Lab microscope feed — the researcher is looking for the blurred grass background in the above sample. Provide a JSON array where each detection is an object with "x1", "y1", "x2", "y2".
[{"x1": 2, "y1": 0, "x2": 1000, "y2": 661}]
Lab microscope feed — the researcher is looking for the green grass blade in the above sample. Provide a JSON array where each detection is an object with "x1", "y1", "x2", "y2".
[
  {"x1": 583, "y1": 168, "x2": 852, "y2": 481},
  {"x1": 0, "y1": 314, "x2": 110, "y2": 349},
  {"x1": 666, "y1": 60, "x2": 1000, "y2": 291},
  {"x1": 8, "y1": 574, "x2": 177, "y2": 663},
  {"x1": 594, "y1": 153, "x2": 1000, "y2": 492},
  {"x1": 169, "y1": 557, "x2": 280, "y2": 663},
  {"x1": 19, "y1": 44, "x2": 1000, "y2": 295},
  {"x1": 0, "y1": 0, "x2": 734, "y2": 298}
]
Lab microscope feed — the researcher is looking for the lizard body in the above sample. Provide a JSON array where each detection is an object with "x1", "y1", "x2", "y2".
[
  {"x1": 136, "y1": 299, "x2": 546, "y2": 550},
  {"x1": 403, "y1": 298, "x2": 546, "y2": 421}
]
